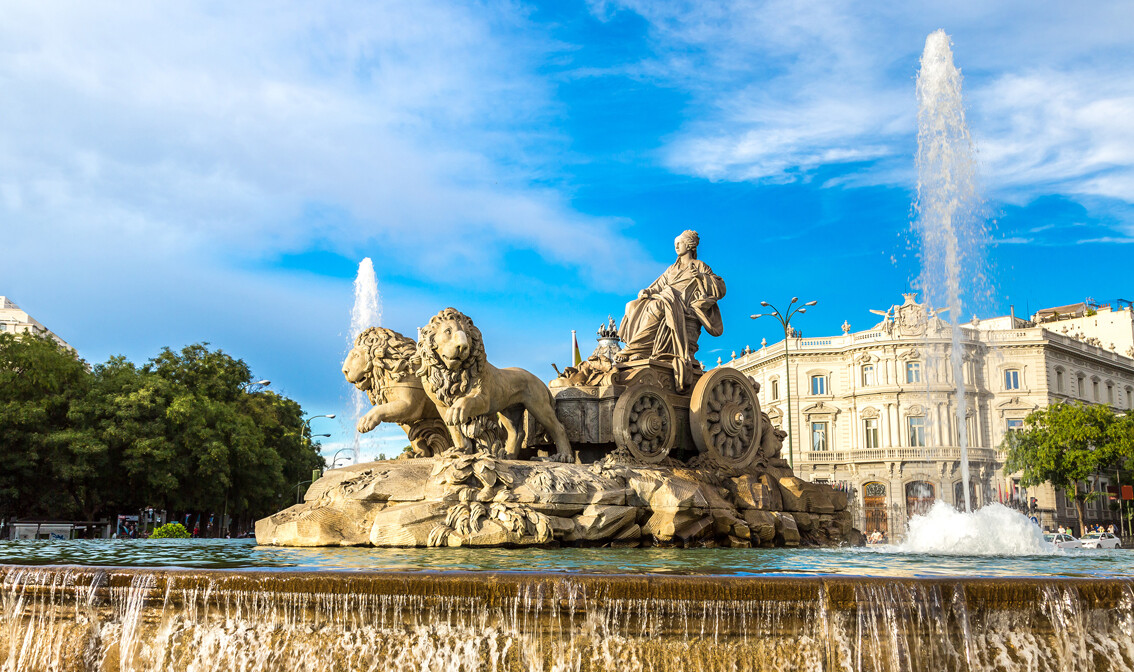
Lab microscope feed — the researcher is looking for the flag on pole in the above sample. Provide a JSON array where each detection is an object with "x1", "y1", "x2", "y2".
[{"x1": 572, "y1": 330, "x2": 582, "y2": 366}]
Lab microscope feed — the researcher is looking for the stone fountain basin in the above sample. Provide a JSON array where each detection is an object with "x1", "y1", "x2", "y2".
[{"x1": 3, "y1": 566, "x2": 1132, "y2": 671}]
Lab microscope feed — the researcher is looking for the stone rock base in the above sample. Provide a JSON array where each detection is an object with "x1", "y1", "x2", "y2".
[{"x1": 257, "y1": 452, "x2": 862, "y2": 549}]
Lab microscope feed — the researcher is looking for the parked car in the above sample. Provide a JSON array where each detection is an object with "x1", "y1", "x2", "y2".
[
  {"x1": 1080, "y1": 532, "x2": 1122, "y2": 549},
  {"x1": 1043, "y1": 533, "x2": 1082, "y2": 549}
]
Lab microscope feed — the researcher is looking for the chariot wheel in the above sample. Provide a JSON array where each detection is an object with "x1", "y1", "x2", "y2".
[
  {"x1": 612, "y1": 385, "x2": 678, "y2": 463},
  {"x1": 689, "y1": 368, "x2": 763, "y2": 469}
]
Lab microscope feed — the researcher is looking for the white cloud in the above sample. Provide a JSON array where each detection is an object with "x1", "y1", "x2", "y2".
[
  {"x1": 596, "y1": 0, "x2": 1134, "y2": 219},
  {"x1": 973, "y1": 72, "x2": 1134, "y2": 203},
  {"x1": 0, "y1": 1, "x2": 651, "y2": 289}
]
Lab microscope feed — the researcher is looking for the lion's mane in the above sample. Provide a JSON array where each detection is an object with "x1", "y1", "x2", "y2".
[
  {"x1": 414, "y1": 308, "x2": 486, "y2": 406},
  {"x1": 353, "y1": 327, "x2": 418, "y2": 405}
]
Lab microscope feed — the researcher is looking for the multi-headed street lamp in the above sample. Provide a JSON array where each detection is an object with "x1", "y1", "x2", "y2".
[
  {"x1": 751, "y1": 297, "x2": 818, "y2": 470},
  {"x1": 303, "y1": 414, "x2": 336, "y2": 433},
  {"x1": 327, "y1": 447, "x2": 352, "y2": 470}
]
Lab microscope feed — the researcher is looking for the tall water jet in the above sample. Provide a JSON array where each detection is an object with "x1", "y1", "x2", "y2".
[
  {"x1": 914, "y1": 30, "x2": 986, "y2": 511},
  {"x1": 348, "y1": 257, "x2": 381, "y2": 465}
]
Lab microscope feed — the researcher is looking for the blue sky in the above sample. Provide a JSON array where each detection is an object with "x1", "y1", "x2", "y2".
[{"x1": 3, "y1": 1, "x2": 1133, "y2": 460}]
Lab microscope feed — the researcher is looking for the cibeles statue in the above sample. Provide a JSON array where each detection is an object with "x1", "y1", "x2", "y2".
[{"x1": 617, "y1": 230, "x2": 725, "y2": 390}]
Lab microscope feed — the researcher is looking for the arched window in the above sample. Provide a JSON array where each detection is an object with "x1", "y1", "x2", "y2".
[
  {"x1": 953, "y1": 481, "x2": 977, "y2": 511},
  {"x1": 906, "y1": 481, "x2": 936, "y2": 517},
  {"x1": 770, "y1": 377, "x2": 780, "y2": 400},
  {"x1": 863, "y1": 482, "x2": 888, "y2": 537}
]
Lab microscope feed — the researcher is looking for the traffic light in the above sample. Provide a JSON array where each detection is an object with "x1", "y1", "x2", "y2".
[{"x1": 1030, "y1": 497, "x2": 1038, "y2": 513}]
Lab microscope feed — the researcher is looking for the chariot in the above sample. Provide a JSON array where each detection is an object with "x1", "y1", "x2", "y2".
[{"x1": 549, "y1": 360, "x2": 766, "y2": 469}]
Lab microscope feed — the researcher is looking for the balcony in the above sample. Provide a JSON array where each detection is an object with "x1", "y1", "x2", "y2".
[{"x1": 801, "y1": 446, "x2": 1001, "y2": 464}]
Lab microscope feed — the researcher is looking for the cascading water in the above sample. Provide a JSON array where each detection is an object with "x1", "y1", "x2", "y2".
[
  {"x1": 4, "y1": 567, "x2": 1133, "y2": 672},
  {"x1": 913, "y1": 30, "x2": 987, "y2": 512},
  {"x1": 348, "y1": 258, "x2": 381, "y2": 465}
]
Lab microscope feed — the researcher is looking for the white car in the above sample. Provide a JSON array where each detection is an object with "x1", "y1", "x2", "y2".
[
  {"x1": 1080, "y1": 532, "x2": 1122, "y2": 549},
  {"x1": 1043, "y1": 533, "x2": 1082, "y2": 549}
]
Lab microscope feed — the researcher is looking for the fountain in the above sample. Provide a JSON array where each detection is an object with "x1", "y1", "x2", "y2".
[
  {"x1": 2, "y1": 31, "x2": 1132, "y2": 672},
  {"x1": 348, "y1": 257, "x2": 382, "y2": 465},
  {"x1": 913, "y1": 30, "x2": 986, "y2": 512}
]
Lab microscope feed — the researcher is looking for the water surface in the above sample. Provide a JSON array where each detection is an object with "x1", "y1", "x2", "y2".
[{"x1": 2, "y1": 538, "x2": 1131, "y2": 578}]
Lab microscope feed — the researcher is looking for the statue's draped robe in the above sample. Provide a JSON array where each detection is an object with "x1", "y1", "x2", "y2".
[{"x1": 618, "y1": 259, "x2": 725, "y2": 389}]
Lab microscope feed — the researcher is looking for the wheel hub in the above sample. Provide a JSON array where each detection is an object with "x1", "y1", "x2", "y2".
[{"x1": 720, "y1": 402, "x2": 746, "y2": 436}]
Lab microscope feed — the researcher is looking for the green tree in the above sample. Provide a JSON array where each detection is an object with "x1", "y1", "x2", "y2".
[
  {"x1": 1004, "y1": 402, "x2": 1131, "y2": 536},
  {"x1": 0, "y1": 336, "x2": 322, "y2": 530},
  {"x1": 0, "y1": 333, "x2": 92, "y2": 519},
  {"x1": 69, "y1": 356, "x2": 178, "y2": 516}
]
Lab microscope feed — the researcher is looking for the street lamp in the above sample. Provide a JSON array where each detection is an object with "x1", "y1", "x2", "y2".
[
  {"x1": 303, "y1": 414, "x2": 336, "y2": 432},
  {"x1": 244, "y1": 379, "x2": 271, "y2": 392},
  {"x1": 327, "y1": 447, "x2": 352, "y2": 469},
  {"x1": 751, "y1": 296, "x2": 818, "y2": 470}
]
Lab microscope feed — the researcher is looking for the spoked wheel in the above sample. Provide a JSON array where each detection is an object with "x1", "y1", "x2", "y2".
[
  {"x1": 613, "y1": 385, "x2": 678, "y2": 464},
  {"x1": 689, "y1": 368, "x2": 763, "y2": 468}
]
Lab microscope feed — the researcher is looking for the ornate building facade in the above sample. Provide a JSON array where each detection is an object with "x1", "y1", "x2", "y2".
[{"x1": 722, "y1": 294, "x2": 1134, "y2": 539}]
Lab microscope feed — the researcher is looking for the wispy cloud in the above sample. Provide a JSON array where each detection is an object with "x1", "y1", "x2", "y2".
[
  {"x1": 0, "y1": 1, "x2": 651, "y2": 289},
  {"x1": 594, "y1": 0, "x2": 1134, "y2": 225}
]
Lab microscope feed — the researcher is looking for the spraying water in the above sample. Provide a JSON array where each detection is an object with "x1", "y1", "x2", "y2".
[
  {"x1": 349, "y1": 258, "x2": 381, "y2": 465},
  {"x1": 891, "y1": 501, "x2": 1052, "y2": 556},
  {"x1": 913, "y1": 30, "x2": 985, "y2": 511}
]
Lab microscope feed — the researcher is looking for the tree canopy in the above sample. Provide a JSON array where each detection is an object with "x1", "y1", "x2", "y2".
[
  {"x1": 0, "y1": 334, "x2": 324, "y2": 530},
  {"x1": 1004, "y1": 401, "x2": 1134, "y2": 535}
]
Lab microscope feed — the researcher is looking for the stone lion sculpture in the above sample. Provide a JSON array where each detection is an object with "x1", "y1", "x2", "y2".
[
  {"x1": 342, "y1": 327, "x2": 451, "y2": 457},
  {"x1": 414, "y1": 307, "x2": 574, "y2": 462}
]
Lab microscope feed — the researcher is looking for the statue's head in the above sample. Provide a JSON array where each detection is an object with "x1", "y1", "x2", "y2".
[{"x1": 674, "y1": 230, "x2": 699, "y2": 258}]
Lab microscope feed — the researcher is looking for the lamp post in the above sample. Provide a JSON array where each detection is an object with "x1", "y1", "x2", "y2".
[
  {"x1": 303, "y1": 414, "x2": 336, "y2": 433},
  {"x1": 751, "y1": 297, "x2": 818, "y2": 470},
  {"x1": 327, "y1": 447, "x2": 352, "y2": 470},
  {"x1": 244, "y1": 379, "x2": 271, "y2": 392}
]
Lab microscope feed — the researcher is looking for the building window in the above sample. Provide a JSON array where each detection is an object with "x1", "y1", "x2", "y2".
[
  {"x1": 953, "y1": 480, "x2": 976, "y2": 511},
  {"x1": 1127, "y1": 387, "x2": 1133, "y2": 410},
  {"x1": 1006, "y1": 418, "x2": 1024, "y2": 433},
  {"x1": 862, "y1": 365, "x2": 875, "y2": 387},
  {"x1": 907, "y1": 416, "x2": 926, "y2": 447},
  {"x1": 811, "y1": 421, "x2": 828, "y2": 451},
  {"x1": 1093, "y1": 380, "x2": 1100, "y2": 401},
  {"x1": 906, "y1": 481, "x2": 935, "y2": 517},
  {"x1": 810, "y1": 375, "x2": 827, "y2": 395},
  {"x1": 1107, "y1": 384, "x2": 1114, "y2": 404},
  {"x1": 1077, "y1": 375, "x2": 1085, "y2": 397},
  {"x1": 770, "y1": 378, "x2": 779, "y2": 400},
  {"x1": 1004, "y1": 369, "x2": 1020, "y2": 390},
  {"x1": 1055, "y1": 369, "x2": 1064, "y2": 393},
  {"x1": 906, "y1": 362, "x2": 921, "y2": 384},
  {"x1": 864, "y1": 418, "x2": 879, "y2": 449}
]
